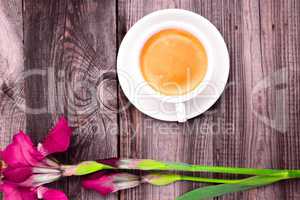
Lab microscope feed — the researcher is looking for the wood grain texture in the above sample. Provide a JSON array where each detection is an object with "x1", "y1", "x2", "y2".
[
  {"x1": 0, "y1": 0, "x2": 25, "y2": 147},
  {"x1": 23, "y1": 0, "x2": 118, "y2": 200},
  {"x1": 0, "y1": 2, "x2": 24, "y2": 200},
  {"x1": 0, "y1": 0, "x2": 299, "y2": 200},
  {"x1": 258, "y1": 1, "x2": 300, "y2": 199},
  {"x1": 62, "y1": 1, "x2": 118, "y2": 200},
  {"x1": 117, "y1": 0, "x2": 300, "y2": 200}
]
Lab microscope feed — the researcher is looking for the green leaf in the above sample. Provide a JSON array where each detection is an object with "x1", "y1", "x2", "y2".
[{"x1": 176, "y1": 175, "x2": 288, "y2": 200}]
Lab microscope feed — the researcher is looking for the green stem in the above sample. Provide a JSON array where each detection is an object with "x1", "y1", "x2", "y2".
[
  {"x1": 143, "y1": 174, "x2": 244, "y2": 186},
  {"x1": 166, "y1": 163, "x2": 286, "y2": 176},
  {"x1": 135, "y1": 160, "x2": 300, "y2": 177},
  {"x1": 174, "y1": 164, "x2": 300, "y2": 178},
  {"x1": 180, "y1": 175, "x2": 241, "y2": 184}
]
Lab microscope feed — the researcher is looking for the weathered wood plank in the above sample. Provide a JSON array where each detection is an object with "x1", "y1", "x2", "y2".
[
  {"x1": 0, "y1": 0, "x2": 24, "y2": 147},
  {"x1": 23, "y1": 0, "x2": 70, "y2": 198},
  {"x1": 1, "y1": 1, "x2": 299, "y2": 200},
  {"x1": 23, "y1": 0, "x2": 118, "y2": 200},
  {"x1": 258, "y1": 0, "x2": 300, "y2": 199},
  {"x1": 239, "y1": 0, "x2": 285, "y2": 199},
  {"x1": 0, "y1": 0, "x2": 23, "y2": 89},
  {"x1": 62, "y1": 1, "x2": 118, "y2": 200},
  {"x1": 0, "y1": 2, "x2": 24, "y2": 200}
]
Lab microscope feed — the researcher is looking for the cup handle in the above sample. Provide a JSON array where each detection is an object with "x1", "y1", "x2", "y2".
[{"x1": 176, "y1": 102, "x2": 187, "y2": 122}]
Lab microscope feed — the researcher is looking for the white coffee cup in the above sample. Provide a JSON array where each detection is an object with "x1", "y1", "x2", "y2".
[
  {"x1": 117, "y1": 9, "x2": 230, "y2": 122},
  {"x1": 130, "y1": 21, "x2": 214, "y2": 122}
]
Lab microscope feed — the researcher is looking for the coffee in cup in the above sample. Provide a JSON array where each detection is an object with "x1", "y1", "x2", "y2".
[{"x1": 140, "y1": 28, "x2": 208, "y2": 96}]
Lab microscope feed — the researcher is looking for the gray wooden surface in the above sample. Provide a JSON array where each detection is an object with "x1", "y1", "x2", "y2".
[{"x1": 0, "y1": 0, "x2": 299, "y2": 200}]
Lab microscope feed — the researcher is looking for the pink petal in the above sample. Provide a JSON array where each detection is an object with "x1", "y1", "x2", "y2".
[
  {"x1": 82, "y1": 173, "x2": 114, "y2": 196},
  {"x1": 0, "y1": 182, "x2": 37, "y2": 200},
  {"x1": 3, "y1": 166, "x2": 32, "y2": 183},
  {"x1": 39, "y1": 117, "x2": 72, "y2": 157},
  {"x1": 1, "y1": 132, "x2": 43, "y2": 168},
  {"x1": 38, "y1": 187, "x2": 68, "y2": 200}
]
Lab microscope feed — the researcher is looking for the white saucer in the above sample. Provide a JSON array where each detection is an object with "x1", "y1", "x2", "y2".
[{"x1": 117, "y1": 9, "x2": 230, "y2": 122}]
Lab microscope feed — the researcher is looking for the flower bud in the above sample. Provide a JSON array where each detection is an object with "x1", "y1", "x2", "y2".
[
  {"x1": 82, "y1": 172, "x2": 141, "y2": 196},
  {"x1": 142, "y1": 174, "x2": 181, "y2": 186},
  {"x1": 62, "y1": 161, "x2": 114, "y2": 176},
  {"x1": 116, "y1": 159, "x2": 168, "y2": 170}
]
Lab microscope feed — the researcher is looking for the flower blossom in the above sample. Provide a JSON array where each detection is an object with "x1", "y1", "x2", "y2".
[{"x1": 0, "y1": 117, "x2": 72, "y2": 200}]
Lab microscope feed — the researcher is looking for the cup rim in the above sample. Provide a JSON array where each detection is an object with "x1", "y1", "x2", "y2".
[{"x1": 134, "y1": 20, "x2": 214, "y2": 103}]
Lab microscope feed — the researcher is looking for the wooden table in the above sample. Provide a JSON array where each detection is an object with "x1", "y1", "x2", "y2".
[{"x1": 0, "y1": 0, "x2": 299, "y2": 199}]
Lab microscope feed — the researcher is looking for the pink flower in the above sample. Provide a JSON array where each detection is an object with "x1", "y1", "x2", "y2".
[
  {"x1": 0, "y1": 182, "x2": 36, "y2": 200},
  {"x1": 0, "y1": 117, "x2": 72, "y2": 199},
  {"x1": 82, "y1": 172, "x2": 141, "y2": 196},
  {"x1": 0, "y1": 182, "x2": 67, "y2": 200}
]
